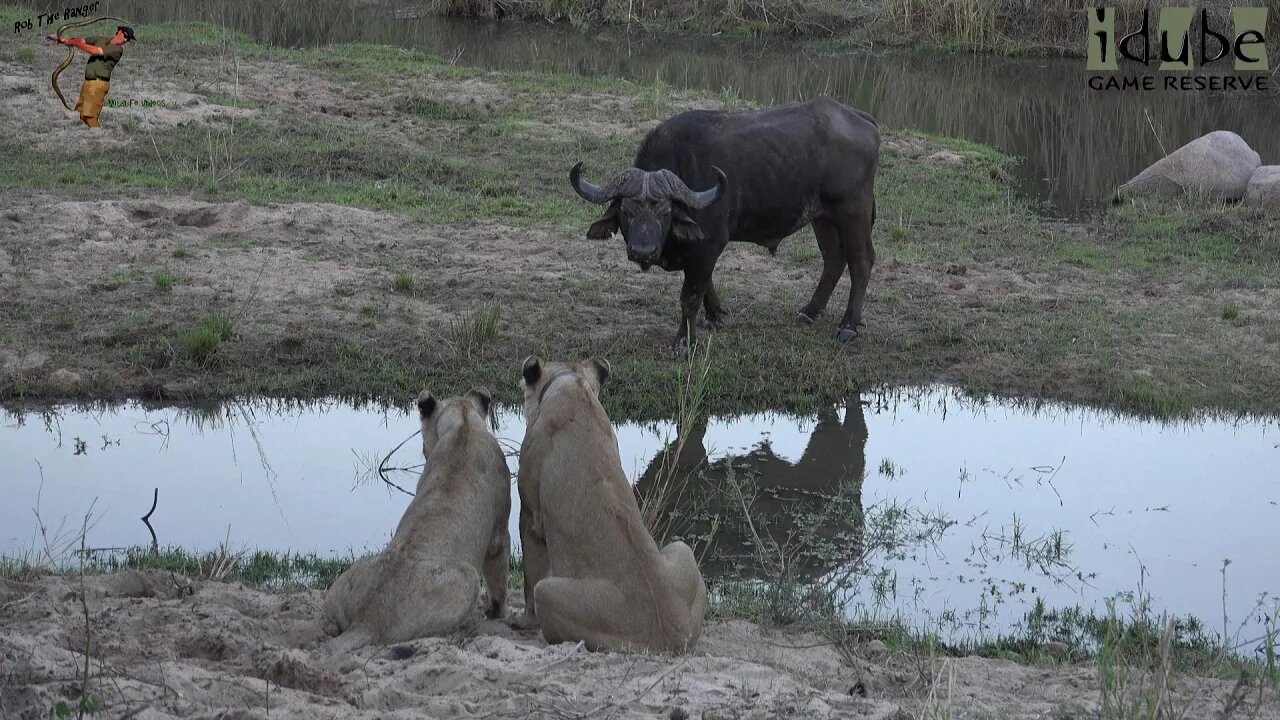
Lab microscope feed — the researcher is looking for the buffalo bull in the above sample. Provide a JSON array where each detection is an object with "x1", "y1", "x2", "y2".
[{"x1": 570, "y1": 96, "x2": 880, "y2": 349}]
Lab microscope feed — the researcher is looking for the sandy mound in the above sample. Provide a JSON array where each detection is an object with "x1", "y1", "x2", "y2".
[
  {"x1": 0, "y1": 572, "x2": 896, "y2": 719},
  {"x1": 2, "y1": 571, "x2": 1273, "y2": 719}
]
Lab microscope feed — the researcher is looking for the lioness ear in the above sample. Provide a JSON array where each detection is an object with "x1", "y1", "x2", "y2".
[
  {"x1": 466, "y1": 387, "x2": 492, "y2": 416},
  {"x1": 522, "y1": 356, "x2": 542, "y2": 386},
  {"x1": 671, "y1": 208, "x2": 705, "y2": 243},
  {"x1": 587, "y1": 203, "x2": 620, "y2": 240},
  {"x1": 589, "y1": 357, "x2": 611, "y2": 386},
  {"x1": 417, "y1": 390, "x2": 437, "y2": 418}
]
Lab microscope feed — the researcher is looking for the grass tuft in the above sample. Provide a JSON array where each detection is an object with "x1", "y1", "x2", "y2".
[
  {"x1": 153, "y1": 271, "x2": 177, "y2": 293},
  {"x1": 392, "y1": 273, "x2": 415, "y2": 295},
  {"x1": 448, "y1": 303, "x2": 502, "y2": 357},
  {"x1": 180, "y1": 315, "x2": 235, "y2": 366}
]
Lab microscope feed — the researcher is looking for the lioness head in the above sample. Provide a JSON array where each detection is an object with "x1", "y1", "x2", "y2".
[
  {"x1": 519, "y1": 356, "x2": 611, "y2": 423},
  {"x1": 416, "y1": 387, "x2": 492, "y2": 457}
]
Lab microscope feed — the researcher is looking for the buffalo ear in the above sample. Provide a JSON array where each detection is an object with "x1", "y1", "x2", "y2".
[
  {"x1": 587, "y1": 203, "x2": 620, "y2": 239},
  {"x1": 589, "y1": 357, "x2": 611, "y2": 386},
  {"x1": 466, "y1": 387, "x2": 492, "y2": 416},
  {"x1": 522, "y1": 356, "x2": 542, "y2": 386},
  {"x1": 671, "y1": 208, "x2": 706, "y2": 243},
  {"x1": 417, "y1": 390, "x2": 437, "y2": 418}
]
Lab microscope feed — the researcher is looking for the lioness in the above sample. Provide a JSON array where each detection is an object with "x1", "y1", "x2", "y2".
[
  {"x1": 322, "y1": 388, "x2": 511, "y2": 654},
  {"x1": 513, "y1": 356, "x2": 707, "y2": 653}
]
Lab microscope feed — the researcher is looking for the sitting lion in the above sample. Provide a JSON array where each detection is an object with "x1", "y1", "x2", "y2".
[
  {"x1": 322, "y1": 388, "x2": 511, "y2": 654},
  {"x1": 512, "y1": 356, "x2": 707, "y2": 653}
]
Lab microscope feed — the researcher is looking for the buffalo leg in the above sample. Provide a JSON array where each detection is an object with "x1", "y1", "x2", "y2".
[
  {"x1": 702, "y1": 281, "x2": 728, "y2": 328},
  {"x1": 834, "y1": 198, "x2": 876, "y2": 343},
  {"x1": 798, "y1": 217, "x2": 846, "y2": 324},
  {"x1": 673, "y1": 273, "x2": 705, "y2": 349}
]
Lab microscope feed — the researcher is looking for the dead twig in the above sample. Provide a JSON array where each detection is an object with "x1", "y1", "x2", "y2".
[
  {"x1": 141, "y1": 488, "x2": 159, "y2": 557},
  {"x1": 76, "y1": 500, "x2": 98, "y2": 720},
  {"x1": 532, "y1": 641, "x2": 584, "y2": 673},
  {"x1": 378, "y1": 430, "x2": 422, "y2": 497}
]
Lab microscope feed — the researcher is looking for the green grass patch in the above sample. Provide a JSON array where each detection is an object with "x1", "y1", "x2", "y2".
[
  {"x1": 153, "y1": 270, "x2": 177, "y2": 293},
  {"x1": 90, "y1": 271, "x2": 137, "y2": 292},
  {"x1": 179, "y1": 314, "x2": 235, "y2": 366},
  {"x1": 208, "y1": 234, "x2": 252, "y2": 250},
  {"x1": 449, "y1": 303, "x2": 502, "y2": 358},
  {"x1": 392, "y1": 273, "x2": 415, "y2": 295}
]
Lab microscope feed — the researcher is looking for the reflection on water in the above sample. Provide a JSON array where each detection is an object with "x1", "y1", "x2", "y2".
[
  {"x1": 2, "y1": 389, "x2": 1278, "y2": 644},
  {"x1": 110, "y1": 0, "x2": 1280, "y2": 216},
  {"x1": 635, "y1": 400, "x2": 867, "y2": 581}
]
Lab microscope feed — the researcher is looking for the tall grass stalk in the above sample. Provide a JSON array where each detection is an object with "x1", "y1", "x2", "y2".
[{"x1": 639, "y1": 336, "x2": 714, "y2": 544}]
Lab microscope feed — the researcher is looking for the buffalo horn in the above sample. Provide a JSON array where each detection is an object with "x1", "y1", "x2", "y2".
[
  {"x1": 569, "y1": 162, "x2": 643, "y2": 204},
  {"x1": 664, "y1": 167, "x2": 728, "y2": 209}
]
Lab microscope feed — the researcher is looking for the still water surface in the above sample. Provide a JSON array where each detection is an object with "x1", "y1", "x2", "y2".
[
  {"x1": 107, "y1": 0, "x2": 1280, "y2": 216},
  {"x1": 3, "y1": 388, "x2": 1276, "y2": 644}
]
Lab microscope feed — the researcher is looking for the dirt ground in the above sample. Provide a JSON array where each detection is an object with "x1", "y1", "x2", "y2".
[
  {"x1": 2, "y1": 34, "x2": 1279, "y2": 416},
  {"x1": 2, "y1": 571, "x2": 1273, "y2": 719},
  {"x1": 2, "y1": 28, "x2": 1279, "y2": 720}
]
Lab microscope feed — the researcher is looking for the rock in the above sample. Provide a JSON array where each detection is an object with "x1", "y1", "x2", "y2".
[
  {"x1": 93, "y1": 229, "x2": 113, "y2": 242},
  {"x1": 1, "y1": 350, "x2": 49, "y2": 373},
  {"x1": 926, "y1": 151, "x2": 965, "y2": 166},
  {"x1": 48, "y1": 368, "x2": 82, "y2": 393},
  {"x1": 141, "y1": 378, "x2": 200, "y2": 400},
  {"x1": 884, "y1": 137, "x2": 925, "y2": 158},
  {"x1": 1245, "y1": 166, "x2": 1280, "y2": 210},
  {"x1": 260, "y1": 649, "x2": 339, "y2": 695},
  {"x1": 108, "y1": 569, "x2": 158, "y2": 598},
  {"x1": 1117, "y1": 130, "x2": 1260, "y2": 202}
]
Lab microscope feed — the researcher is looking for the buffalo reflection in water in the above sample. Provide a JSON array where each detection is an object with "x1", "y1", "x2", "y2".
[{"x1": 634, "y1": 399, "x2": 867, "y2": 583}]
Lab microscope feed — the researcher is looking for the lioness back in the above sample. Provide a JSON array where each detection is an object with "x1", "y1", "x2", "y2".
[
  {"x1": 322, "y1": 387, "x2": 511, "y2": 653},
  {"x1": 516, "y1": 357, "x2": 707, "y2": 653}
]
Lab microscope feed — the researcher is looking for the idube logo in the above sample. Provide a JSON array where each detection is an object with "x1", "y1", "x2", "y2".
[{"x1": 1087, "y1": 7, "x2": 1270, "y2": 91}]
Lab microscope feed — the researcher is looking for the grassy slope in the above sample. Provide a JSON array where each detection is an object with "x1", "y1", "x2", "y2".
[
  {"x1": 430, "y1": 0, "x2": 1279, "y2": 57},
  {"x1": 0, "y1": 17, "x2": 1278, "y2": 421}
]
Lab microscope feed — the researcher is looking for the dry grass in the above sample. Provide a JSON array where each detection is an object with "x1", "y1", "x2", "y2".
[{"x1": 429, "y1": 0, "x2": 1274, "y2": 52}]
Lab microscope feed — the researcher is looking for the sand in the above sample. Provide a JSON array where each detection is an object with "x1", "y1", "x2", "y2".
[{"x1": 2, "y1": 570, "x2": 1275, "y2": 719}]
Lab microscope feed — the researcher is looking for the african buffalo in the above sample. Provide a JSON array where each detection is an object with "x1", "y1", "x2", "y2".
[{"x1": 570, "y1": 96, "x2": 880, "y2": 348}]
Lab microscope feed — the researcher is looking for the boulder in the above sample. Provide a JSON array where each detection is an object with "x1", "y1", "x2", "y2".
[
  {"x1": 926, "y1": 150, "x2": 966, "y2": 166},
  {"x1": 48, "y1": 368, "x2": 82, "y2": 393},
  {"x1": 1117, "y1": 131, "x2": 1259, "y2": 202},
  {"x1": 1245, "y1": 166, "x2": 1280, "y2": 210},
  {"x1": 0, "y1": 350, "x2": 49, "y2": 373}
]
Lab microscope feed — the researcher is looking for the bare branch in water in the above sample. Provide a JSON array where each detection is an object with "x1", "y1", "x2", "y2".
[{"x1": 141, "y1": 488, "x2": 159, "y2": 557}]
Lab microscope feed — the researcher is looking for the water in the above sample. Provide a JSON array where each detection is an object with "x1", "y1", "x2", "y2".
[
  {"x1": 3, "y1": 389, "x2": 1277, "y2": 646},
  {"x1": 105, "y1": 0, "x2": 1280, "y2": 217}
]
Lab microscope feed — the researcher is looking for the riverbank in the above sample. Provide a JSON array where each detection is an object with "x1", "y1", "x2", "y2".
[
  {"x1": 2, "y1": 561, "x2": 1275, "y2": 719},
  {"x1": 426, "y1": 0, "x2": 1277, "y2": 56},
  {"x1": 1, "y1": 17, "x2": 1278, "y2": 421}
]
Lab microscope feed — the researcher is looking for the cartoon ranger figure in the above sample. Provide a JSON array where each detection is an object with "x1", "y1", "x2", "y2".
[{"x1": 45, "y1": 24, "x2": 135, "y2": 129}]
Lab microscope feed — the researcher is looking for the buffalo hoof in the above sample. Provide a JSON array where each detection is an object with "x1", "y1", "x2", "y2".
[
  {"x1": 669, "y1": 334, "x2": 694, "y2": 353},
  {"x1": 702, "y1": 309, "x2": 730, "y2": 330},
  {"x1": 834, "y1": 327, "x2": 859, "y2": 343}
]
